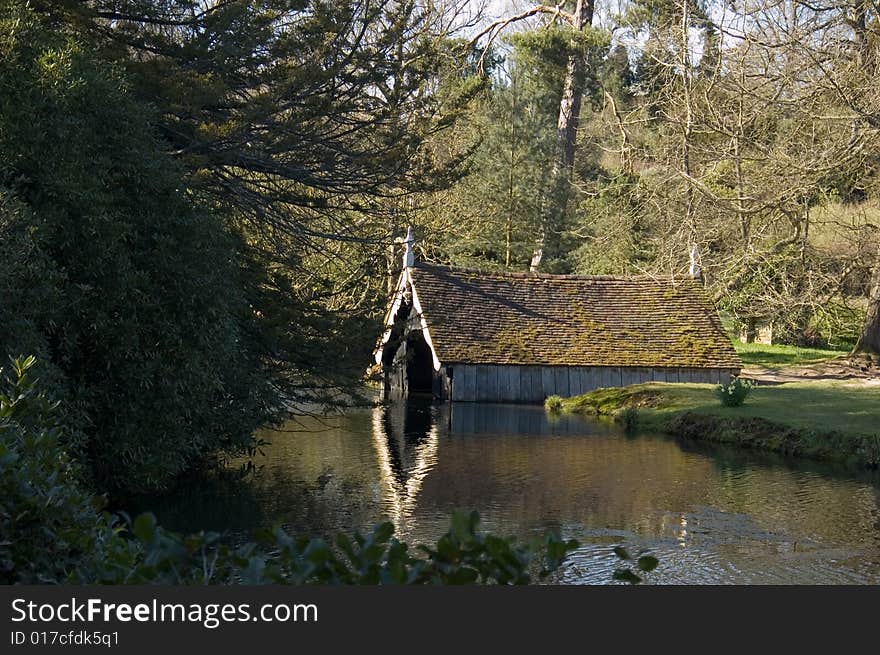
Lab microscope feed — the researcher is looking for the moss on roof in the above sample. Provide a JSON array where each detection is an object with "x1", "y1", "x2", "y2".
[{"x1": 409, "y1": 263, "x2": 741, "y2": 369}]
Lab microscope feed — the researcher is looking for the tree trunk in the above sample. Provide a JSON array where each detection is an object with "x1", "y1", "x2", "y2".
[
  {"x1": 530, "y1": 0, "x2": 594, "y2": 271},
  {"x1": 850, "y1": 1, "x2": 879, "y2": 357},
  {"x1": 854, "y1": 244, "x2": 880, "y2": 355},
  {"x1": 507, "y1": 79, "x2": 517, "y2": 270},
  {"x1": 679, "y1": 0, "x2": 697, "y2": 255}
]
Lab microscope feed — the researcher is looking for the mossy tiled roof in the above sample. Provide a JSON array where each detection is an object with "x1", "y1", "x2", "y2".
[{"x1": 410, "y1": 263, "x2": 741, "y2": 369}]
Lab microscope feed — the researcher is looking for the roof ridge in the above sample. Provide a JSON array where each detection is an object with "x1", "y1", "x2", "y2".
[{"x1": 414, "y1": 261, "x2": 691, "y2": 284}]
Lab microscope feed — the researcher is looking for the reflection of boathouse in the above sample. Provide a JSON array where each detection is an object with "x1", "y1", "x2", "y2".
[
  {"x1": 371, "y1": 402, "x2": 440, "y2": 533},
  {"x1": 370, "y1": 401, "x2": 613, "y2": 534},
  {"x1": 374, "y1": 229, "x2": 741, "y2": 402}
]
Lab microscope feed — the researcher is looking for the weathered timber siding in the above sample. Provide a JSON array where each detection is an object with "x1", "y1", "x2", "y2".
[
  {"x1": 383, "y1": 339, "x2": 409, "y2": 401},
  {"x1": 448, "y1": 364, "x2": 738, "y2": 403}
]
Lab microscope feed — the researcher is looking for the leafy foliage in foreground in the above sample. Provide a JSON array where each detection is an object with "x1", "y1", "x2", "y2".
[
  {"x1": 0, "y1": 356, "x2": 128, "y2": 583},
  {"x1": 108, "y1": 511, "x2": 579, "y2": 585},
  {"x1": 611, "y1": 547, "x2": 659, "y2": 585},
  {"x1": 1, "y1": 356, "x2": 588, "y2": 585}
]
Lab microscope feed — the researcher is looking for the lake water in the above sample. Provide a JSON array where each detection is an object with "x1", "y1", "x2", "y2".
[{"x1": 145, "y1": 401, "x2": 880, "y2": 584}]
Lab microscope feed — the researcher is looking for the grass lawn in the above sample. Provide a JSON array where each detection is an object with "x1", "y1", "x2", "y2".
[
  {"x1": 559, "y1": 381, "x2": 880, "y2": 438},
  {"x1": 555, "y1": 380, "x2": 880, "y2": 465},
  {"x1": 733, "y1": 342, "x2": 850, "y2": 368}
]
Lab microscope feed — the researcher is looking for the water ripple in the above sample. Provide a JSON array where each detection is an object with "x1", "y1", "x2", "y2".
[{"x1": 144, "y1": 402, "x2": 880, "y2": 585}]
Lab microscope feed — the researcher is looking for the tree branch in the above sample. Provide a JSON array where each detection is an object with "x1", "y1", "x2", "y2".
[{"x1": 469, "y1": 4, "x2": 574, "y2": 72}]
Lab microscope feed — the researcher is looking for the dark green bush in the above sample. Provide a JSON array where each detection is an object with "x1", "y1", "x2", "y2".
[
  {"x1": 0, "y1": 356, "x2": 135, "y2": 583},
  {"x1": 0, "y1": 5, "x2": 281, "y2": 494}
]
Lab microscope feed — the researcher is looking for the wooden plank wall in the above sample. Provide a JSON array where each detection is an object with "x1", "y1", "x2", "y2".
[{"x1": 449, "y1": 365, "x2": 737, "y2": 403}]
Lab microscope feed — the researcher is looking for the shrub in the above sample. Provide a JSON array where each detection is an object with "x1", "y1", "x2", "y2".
[
  {"x1": 0, "y1": 356, "x2": 134, "y2": 583},
  {"x1": 714, "y1": 376, "x2": 755, "y2": 407},
  {"x1": 0, "y1": 6, "x2": 281, "y2": 494},
  {"x1": 545, "y1": 395, "x2": 564, "y2": 412}
]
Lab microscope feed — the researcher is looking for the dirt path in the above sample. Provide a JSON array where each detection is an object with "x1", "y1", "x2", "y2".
[{"x1": 742, "y1": 355, "x2": 880, "y2": 386}]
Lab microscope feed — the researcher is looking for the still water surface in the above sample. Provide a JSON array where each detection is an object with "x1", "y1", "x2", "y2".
[{"x1": 148, "y1": 401, "x2": 880, "y2": 584}]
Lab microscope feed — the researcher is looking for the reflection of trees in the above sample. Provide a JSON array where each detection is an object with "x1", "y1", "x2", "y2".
[
  {"x1": 413, "y1": 426, "x2": 880, "y2": 551},
  {"x1": 134, "y1": 413, "x2": 388, "y2": 540},
  {"x1": 370, "y1": 402, "x2": 880, "y2": 553},
  {"x1": 134, "y1": 404, "x2": 880, "y2": 580},
  {"x1": 246, "y1": 416, "x2": 383, "y2": 539},
  {"x1": 672, "y1": 438, "x2": 880, "y2": 548},
  {"x1": 127, "y1": 470, "x2": 265, "y2": 536},
  {"x1": 416, "y1": 433, "x2": 720, "y2": 536},
  {"x1": 371, "y1": 402, "x2": 440, "y2": 537}
]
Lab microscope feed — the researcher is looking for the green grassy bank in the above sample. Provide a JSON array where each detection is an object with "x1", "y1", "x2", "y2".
[
  {"x1": 551, "y1": 382, "x2": 880, "y2": 467},
  {"x1": 733, "y1": 342, "x2": 850, "y2": 368}
]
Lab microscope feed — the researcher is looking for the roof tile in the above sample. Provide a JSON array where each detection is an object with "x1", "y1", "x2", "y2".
[{"x1": 410, "y1": 263, "x2": 741, "y2": 369}]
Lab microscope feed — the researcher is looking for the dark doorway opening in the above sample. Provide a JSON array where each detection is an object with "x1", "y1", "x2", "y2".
[{"x1": 406, "y1": 332, "x2": 434, "y2": 395}]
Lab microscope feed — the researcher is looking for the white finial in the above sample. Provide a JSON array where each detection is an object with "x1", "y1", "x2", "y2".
[
  {"x1": 403, "y1": 225, "x2": 415, "y2": 269},
  {"x1": 689, "y1": 242, "x2": 701, "y2": 280}
]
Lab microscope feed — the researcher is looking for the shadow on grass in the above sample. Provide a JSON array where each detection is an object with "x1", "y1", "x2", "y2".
[
  {"x1": 735, "y1": 345, "x2": 848, "y2": 368},
  {"x1": 738, "y1": 351, "x2": 810, "y2": 366}
]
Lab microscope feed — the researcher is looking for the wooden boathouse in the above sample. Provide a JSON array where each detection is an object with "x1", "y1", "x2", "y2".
[{"x1": 374, "y1": 229, "x2": 741, "y2": 402}]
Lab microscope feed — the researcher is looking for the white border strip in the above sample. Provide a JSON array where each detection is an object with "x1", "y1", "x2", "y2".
[{"x1": 373, "y1": 268, "x2": 442, "y2": 372}]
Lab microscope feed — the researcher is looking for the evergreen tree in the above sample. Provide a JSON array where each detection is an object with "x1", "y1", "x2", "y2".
[{"x1": 0, "y1": 3, "x2": 280, "y2": 494}]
